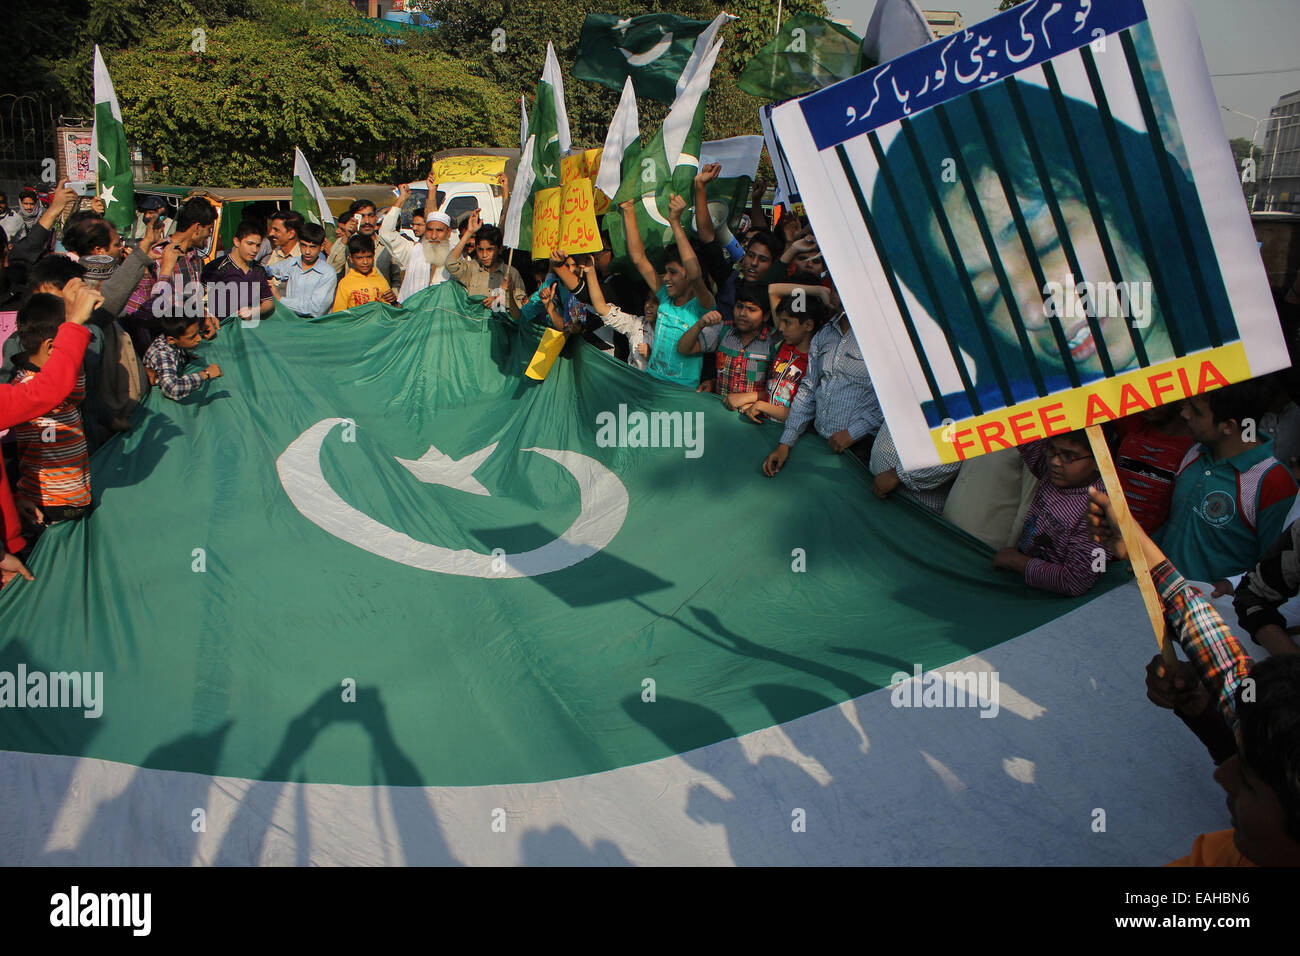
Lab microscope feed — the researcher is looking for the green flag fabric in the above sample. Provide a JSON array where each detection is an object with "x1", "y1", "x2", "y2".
[
  {"x1": 0, "y1": 284, "x2": 1121, "y2": 789},
  {"x1": 737, "y1": 14, "x2": 866, "y2": 102},
  {"x1": 575, "y1": 13, "x2": 715, "y2": 104},
  {"x1": 503, "y1": 42, "x2": 570, "y2": 255},
  {"x1": 91, "y1": 45, "x2": 134, "y2": 234},
  {"x1": 605, "y1": 38, "x2": 723, "y2": 270},
  {"x1": 291, "y1": 147, "x2": 337, "y2": 240}
]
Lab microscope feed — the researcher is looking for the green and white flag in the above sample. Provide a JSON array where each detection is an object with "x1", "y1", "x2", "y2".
[
  {"x1": 292, "y1": 148, "x2": 336, "y2": 238},
  {"x1": 0, "y1": 280, "x2": 1167, "y2": 869},
  {"x1": 595, "y1": 77, "x2": 640, "y2": 200},
  {"x1": 574, "y1": 12, "x2": 731, "y2": 105},
  {"x1": 737, "y1": 14, "x2": 865, "y2": 102},
  {"x1": 605, "y1": 37, "x2": 724, "y2": 268},
  {"x1": 503, "y1": 42, "x2": 570, "y2": 254},
  {"x1": 91, "y1": 45, "x2": 133, "y2": 235}
]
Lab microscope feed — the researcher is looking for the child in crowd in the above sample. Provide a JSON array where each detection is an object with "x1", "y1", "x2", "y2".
[
  {"x1": 723, "y1": 282, "x2": 829, "y2": 423},
  {"x1": 992, "y1": 430, "x2": 1109, "y2": 597},
  {"x1": 331, "y1": 234, "x2": 396, "y2": 313},
  {"x1": 10, "y1": 292, "x2": 94, "y2": 528},
  {"x1": 1090, "y1": 488, "x2": 1300, "y2": 866},
  {"x1": 586, "y1": 272, "x2": 656, "y2": 372},
  {"x1": 143, "y1": 314, "x2": 223, "y2": 401},
  {"x1": 620, "y1": 194, "x2": 714, "y2": 388},
  {"x1": 676, "y1": 280, "x2": 778, "y2": 402},
  {"x1": 1113, "y1": 401, "x2": 1194, "y2": 534},
  {"x1": 1158, "y1": 378, "x2": 1296, "y2": 588}
]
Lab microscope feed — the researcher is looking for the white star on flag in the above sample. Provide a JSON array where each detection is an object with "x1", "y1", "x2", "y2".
[
  {"x1": 543, "y1": 164, "x2": 556, "y2": 182},
  {"x1": 99, "y1": 185, "x2": 117, "y2": 207}
]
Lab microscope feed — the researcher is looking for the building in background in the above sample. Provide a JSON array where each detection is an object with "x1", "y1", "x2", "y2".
[
  {"x1": 1260, "y1": 90, "x2": 1300, "y2": 214},
  {"x1": 923, "y1": 9, "x2": 965, "y2": 38}
]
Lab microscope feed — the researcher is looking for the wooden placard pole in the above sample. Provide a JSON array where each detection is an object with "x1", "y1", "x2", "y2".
[{"x1": 1086, "y1": 424, "x2": 1177, "y2": 666}]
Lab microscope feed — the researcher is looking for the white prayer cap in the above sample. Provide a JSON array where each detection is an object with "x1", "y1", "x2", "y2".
[{"x1": 429, "y1": 212, "x2": 453, "y2": 226}]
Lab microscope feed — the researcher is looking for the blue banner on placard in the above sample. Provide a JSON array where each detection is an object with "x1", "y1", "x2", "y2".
[{"x1": 798, "y1": 0, "x2": 1148, "y2": 151}]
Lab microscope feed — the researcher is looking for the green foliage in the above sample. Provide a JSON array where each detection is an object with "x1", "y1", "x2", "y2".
[
  {"x1": 411, "y1": 0, "x2": 830, "y2": 148},
  {"x1": 107, "y1": 16, "x2": 516, "y2": 186},
  {"x1": 4, "y1": 0, "x2": 255, "y2": 113}
]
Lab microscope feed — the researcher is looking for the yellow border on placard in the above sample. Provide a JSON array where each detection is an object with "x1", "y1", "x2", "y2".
[{"x1": 928, "y1": 343, "x2": 1250, "y2": 464}]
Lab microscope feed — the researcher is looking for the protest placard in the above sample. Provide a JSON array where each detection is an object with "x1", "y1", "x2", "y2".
[
  {"x1": 771, "y1": 0, "x2": 1285, "y2": 472},
  {"x1": 430, "y1": 155, "x2": 509, "y2": 185}
]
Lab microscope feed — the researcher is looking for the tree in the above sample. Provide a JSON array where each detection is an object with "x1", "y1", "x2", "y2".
[{"x1": 108, "y1": 17, "x2": 516, "y2": 186}]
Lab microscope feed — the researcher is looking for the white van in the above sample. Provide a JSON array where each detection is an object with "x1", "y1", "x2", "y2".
[{"x1": 398, "y1": 180, "x2": 504, "y2": 231}]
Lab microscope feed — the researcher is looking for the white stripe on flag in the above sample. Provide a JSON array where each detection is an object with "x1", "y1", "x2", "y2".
[{"x1": 596, "y1": 77, "x2": 640, "y2": 199}]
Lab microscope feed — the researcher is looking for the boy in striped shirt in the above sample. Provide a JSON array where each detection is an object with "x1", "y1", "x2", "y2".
[
  {"x1": 993, "y1": 431, "x2": 1111, "y2": 597},
  {"x1": 11, "y1": 293, "x2": 92, "y2": 526}
]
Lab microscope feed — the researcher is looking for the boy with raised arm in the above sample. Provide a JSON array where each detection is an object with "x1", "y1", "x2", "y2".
[{"x1": 619, "y1": 194, "x2": 713, "y2": 389}]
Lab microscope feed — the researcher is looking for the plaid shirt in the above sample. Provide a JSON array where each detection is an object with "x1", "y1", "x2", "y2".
[
  {"x1": 143, "y1": 337, "x2": 206, "y2": 401},
  {"x1": 126, "y1": 243, "x2": 208, "y2": 316},
  {"x1": 696, "y1": 324, "x2": 778, "y2": 396},
  {"x1": 1153, "y1": 560, "x2": 1251, "y2": 734}
]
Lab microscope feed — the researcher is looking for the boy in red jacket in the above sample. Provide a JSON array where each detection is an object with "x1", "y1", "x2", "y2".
[{"x1": 0, "y1": 279, "x2": 98, "y2": 587}]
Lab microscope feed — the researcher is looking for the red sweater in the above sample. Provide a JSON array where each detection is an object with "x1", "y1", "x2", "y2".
[{"x1": 0, "y1": 323, "x2": 91, "y2": 553}]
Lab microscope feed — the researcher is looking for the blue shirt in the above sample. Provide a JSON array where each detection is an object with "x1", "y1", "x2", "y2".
[
  {"x1": 780, "y1": 314, "x2": 883, "y2": 447},
  {"x1": 268, "y1": 254, "x2": 338, "y2": 318},
  {"x1": 645, "y1": 287, "x2": 705, "y2": 388}
]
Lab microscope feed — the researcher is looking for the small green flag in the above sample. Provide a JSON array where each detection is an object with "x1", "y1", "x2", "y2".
[
  {"x1": 91, "y1": 46, "x2": 134, "y2": 235},
  {"x1": 292, "y1": 148, "x2": 337, "y2": 240},
  {"x1": 604, "y1": 38, "x2": 723, "y2": 270},
  {"x1": 737, "y1": 14, "x2": 865, "y2": 102},
  {"x1": 503, "y1": 43, "x2": 571, "y2": 256},
  {"x1": 575, "y1": 12, "x2": 726, "y2": 105}
]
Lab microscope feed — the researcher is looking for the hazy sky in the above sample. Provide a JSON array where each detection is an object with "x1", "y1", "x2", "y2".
[{"x1": 824, "y1": 0, "x2": 1300, "y2": 144}]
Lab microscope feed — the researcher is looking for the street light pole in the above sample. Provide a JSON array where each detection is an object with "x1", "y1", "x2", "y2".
[{"x1": 1222, "y1": 105, "x2": 1263, "y2": 210}]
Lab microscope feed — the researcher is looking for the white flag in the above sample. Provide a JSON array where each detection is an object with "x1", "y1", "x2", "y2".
[
  {"x1": 541, "y1": 42, "x2": 571, "y2": 156},
  {"x1": 676, "y1": 12, "x2": 736, "y2": 99},
  {"x1": 595, "y1": 77, "x2": 639, "y2": 199},
  {"x1": 292, "y1": 147, "x2": 336, "y2": 230},
  {"x1": 861, "y1": 0, "x2": 934, "y2": 65}
]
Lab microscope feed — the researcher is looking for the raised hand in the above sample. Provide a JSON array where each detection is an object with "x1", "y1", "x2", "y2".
[
  {"x1": 695, "y1": 163, "x2": 722, "y2": 186},
  {"x1": 700, "y1": 309, "x2": 723, "y2": 327},
  {"x1": 61, "y1": 278, "x2": 104, "y2": 325},
  {"x1": 667, "y1": 194, "x2": 687, "y2": 221},
  {"x1": 48, "y1": 181, "x2": 78, "y2": 215}
]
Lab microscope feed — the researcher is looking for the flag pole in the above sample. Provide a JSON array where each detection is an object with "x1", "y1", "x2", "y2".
[{"x1": 1086, "y1": 424, "x2": 1177, "y2": 666}]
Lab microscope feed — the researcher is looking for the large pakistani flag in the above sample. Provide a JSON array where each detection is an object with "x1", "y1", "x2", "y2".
[
  {"x1": 605, "y1": 36, "x2": 725, "y2": 268},
  {"x1": 503, "y1": 42, "x2": 570, "y2": 254},
  {"x1": 291, "y1": 148, "x2": 337, "y2": 238},
  {"x1": 91, "y1": 45, "x2": 133, "y2": 234},
  {"x1": 575, "y1": 12, "x2": 731, "y2": 104},
  {"x1": 0, "y1": 282, "x2": 1236, "y2": 865}
]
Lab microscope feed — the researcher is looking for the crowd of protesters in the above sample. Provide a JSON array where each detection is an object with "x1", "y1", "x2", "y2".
[{"x1": 2, "y1": 153, "x2": 1299, "y2": 866}]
